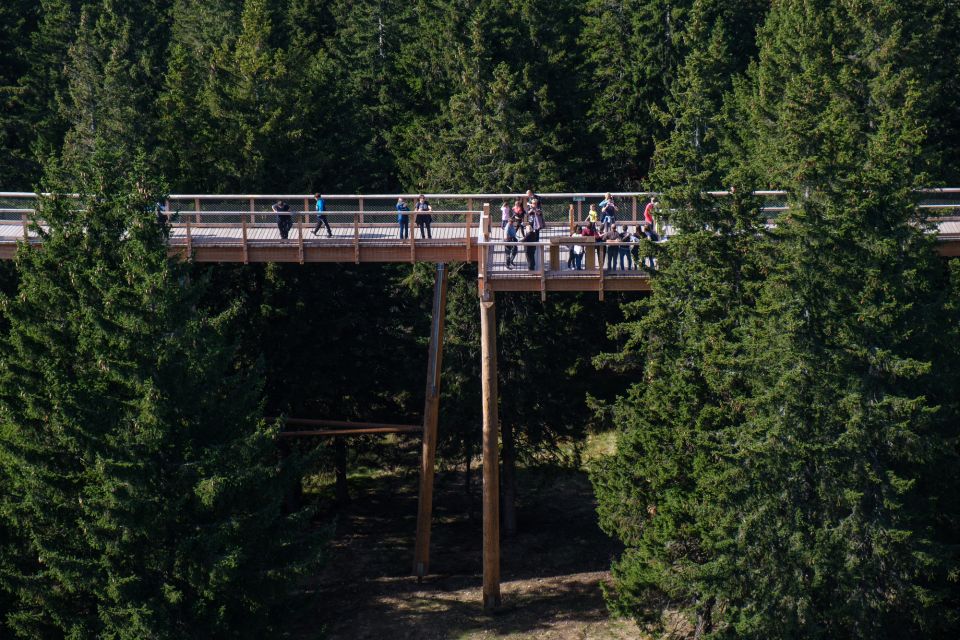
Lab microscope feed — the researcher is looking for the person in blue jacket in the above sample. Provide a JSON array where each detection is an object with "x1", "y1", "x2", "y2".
[
  {"x1": 312, "y1": 193, "x2": 332, "y2": 237},
  {"x1": 396, "y1": 197, "x2": 411, "y2": 239}
]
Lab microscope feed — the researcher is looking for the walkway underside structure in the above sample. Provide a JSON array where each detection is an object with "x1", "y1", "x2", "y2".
[{"x1": 2, "y1": 190, "x2": 959, "y2": 610}]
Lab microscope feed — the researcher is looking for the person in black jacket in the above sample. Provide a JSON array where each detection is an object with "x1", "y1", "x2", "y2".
[
  {"x1": 273, "y1": 199, "x2": 292, "y2": 239},
  {"x1": 522, "y1": 224, "x2": 538, "y2": 270}
]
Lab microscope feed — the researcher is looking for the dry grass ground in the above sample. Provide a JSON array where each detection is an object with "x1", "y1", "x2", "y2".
[{"x1": 291, "y1": 461, "x2": 643, "y2": 640}]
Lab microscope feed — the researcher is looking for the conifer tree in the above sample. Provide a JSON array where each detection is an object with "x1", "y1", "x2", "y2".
[
  {"x1": 591, "y1": 2, "x2": 766, "y2": 634},
  {"x1": 197, "y1": 0, "x2": 294, "y2": 191},
  {"x1": 12, "y1": 0, "x2": 80, "y2": 176},
  {"x1": 721, "y1": 1, "x2": 960, "y2": 635},
  {"x1": 0, "y1": 144, "x2": 323, "y2": 638},
  {"x1": 0, "y1": 0, "x2": 39, "y2": 186}
]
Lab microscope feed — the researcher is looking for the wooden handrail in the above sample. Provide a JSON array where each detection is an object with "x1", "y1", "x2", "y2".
[
  {"x1": 276, "y1": 417, "x2": 421, "y2": 429},
  {"x1": 280, "y1": 426, "x2": 422, "y2": 437}
]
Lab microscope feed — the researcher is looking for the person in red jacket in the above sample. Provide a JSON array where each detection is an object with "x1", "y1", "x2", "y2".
[{"x1": 643, "y1": 196, "x2": 656, "y2": 227}]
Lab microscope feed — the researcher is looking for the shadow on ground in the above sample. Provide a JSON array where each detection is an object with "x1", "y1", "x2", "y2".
[{"x1": 290, "y1": 465, "x2": 641, "y2": 639}]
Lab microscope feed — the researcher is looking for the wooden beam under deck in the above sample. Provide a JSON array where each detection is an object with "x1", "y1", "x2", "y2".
[{"x1": 485, "y1": 274, "x2": 652, "y2": 294}]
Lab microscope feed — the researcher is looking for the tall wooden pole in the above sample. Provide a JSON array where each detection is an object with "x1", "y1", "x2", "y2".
[
  {"x1": 480, "y1": 292, "x2": 501, "y2": 610},
  {"x1": 413, "y1": 263, "x2": 449, "y2": 579}
]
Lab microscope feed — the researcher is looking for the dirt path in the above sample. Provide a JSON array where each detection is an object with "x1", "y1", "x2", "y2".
[{"x1": 295, "y1": 466, "x2": 643, "y2": 639}]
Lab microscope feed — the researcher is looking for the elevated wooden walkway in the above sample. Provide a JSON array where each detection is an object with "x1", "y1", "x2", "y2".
[{"x1": 4, "y1": 190, "x2": 959, "y2": 296}]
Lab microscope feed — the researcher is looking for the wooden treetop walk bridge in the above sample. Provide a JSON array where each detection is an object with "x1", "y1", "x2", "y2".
[
  {"x1": 3, "y1": 190, "x2": 959, "y2": 299},
  {"x1": 3, "y1": 189, "x2": 959, "y2": 609}
]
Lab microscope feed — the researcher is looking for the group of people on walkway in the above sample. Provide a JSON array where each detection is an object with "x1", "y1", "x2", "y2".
[
  {"x1": 274, "y1": 193, "x2": 660, "y2": 267},
  {"x1": 500, "y1": 191, "x2": 660, "y2": 271},
  {"x1": 396, "y1": 195, "x2": 434, "y2": 239},
  {"x1": 501, "y1": 190, "x2": 547, "y2": 269}
]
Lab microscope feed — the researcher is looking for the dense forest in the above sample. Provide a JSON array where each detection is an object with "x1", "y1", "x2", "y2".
[{"x1": 1, "y1": 0, "x2": 959, "y2": 638}]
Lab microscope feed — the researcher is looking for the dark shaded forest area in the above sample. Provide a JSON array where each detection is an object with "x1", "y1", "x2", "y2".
[{"x1": 1, "y1": 1, "x2": 960, "y2": 638}]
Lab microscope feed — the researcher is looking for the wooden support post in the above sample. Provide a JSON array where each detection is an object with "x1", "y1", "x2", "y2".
[
  {"x1": 632, "y1": 196, "x2": 638, "y2": 226},
  {"x1": 577, "y1": 199, "x2": 582, "y2": 222},
  {"x1": 194, "y1": 197, "x2": 200, "y2": 224},
  {"x1": 480, "y1": 293, "x2": 501, "y2": 610},
  {"x1": 413, "y1": 263, "x2": 449, "y2": 579},
  {"x1": 250, "y1": 198, "x2": 256, "y2": 224},
  {"x1": 21, "y1": 213, "x2": 28, "y2": 241},
  {"x1": 358, "y1": 197, "x2": 364, "y2": 225},
  {"x1": 185, "y1": 217, "x2": 193, "y2": 259}
]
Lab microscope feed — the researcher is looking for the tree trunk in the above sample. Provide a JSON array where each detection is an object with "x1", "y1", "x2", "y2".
[
  {"x1": 464, "y1": 442, "x2": 472, "y2": 495},
  {"x1": 334, "y1": 439, "x2": 349, "y2": 504},
  {"x1": 501, "y1": 420, "x2": 517, "y2": 537},
  {"x1": 694, "y1": 597, "x2": 714, "y2": 640}
]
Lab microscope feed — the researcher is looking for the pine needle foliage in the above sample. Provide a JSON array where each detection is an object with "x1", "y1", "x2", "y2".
[{"x1": 0, "y1": 144, "x2": 323, "y2": 638}]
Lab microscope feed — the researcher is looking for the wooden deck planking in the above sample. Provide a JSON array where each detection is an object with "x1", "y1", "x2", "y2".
[{"x1": 1, "y1": 220, "x2": 958, "y2": 293}]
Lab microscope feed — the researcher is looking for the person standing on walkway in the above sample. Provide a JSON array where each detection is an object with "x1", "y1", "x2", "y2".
[
  {"x1": 522, "y1": 224, "x2": 538, "y2": 270},
  {"x1": 500, "y1": 201, "x2": 511, "y2": 229},
  {"x1": 582, "y1": 220, "x2": 599, "y2": 267},
  {"x1": 415, "y1": 194, "x2": 433, "y2": 239},
  {"x1": 643, "y1": 196, "x2": 656, "y2": 229},
  {"x1": 273, "y1": 199, "x2": 292, "y2": 239},
  {"x1": 396, "y1": 197, "x2": 411, "y2": 239},
  {"x1": 529, "y1": 200, "x2": 545, "y2": 241},
  {"x1": 618, "y1": 226, "x2": 635, "y2": 271},
  {"x1": 642, "y1": 223, "x2": 660, "y2": 270},
  {"x1": 512, "y1": 198, "x2": 525, "y2": 226},
  {"x1": 569, "y1": 225, "x2": 585, "y2": 270},
  {"x1": 603, "y1": 224, "x2": 620, "y2": 271},
  {"x1": 525, "y1": 189, "x2": 540, "y2": 210},
  {"x1": 504, "y1": 217, "x2": 519, "y2": 268},
  {"x1": 312, "y1": 193, "x2": 332, "y2": 237}
]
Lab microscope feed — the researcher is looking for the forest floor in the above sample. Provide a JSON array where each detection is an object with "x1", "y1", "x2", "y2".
[{"x1": 293, "y1": 459, "x2": 644, "y2": 640}]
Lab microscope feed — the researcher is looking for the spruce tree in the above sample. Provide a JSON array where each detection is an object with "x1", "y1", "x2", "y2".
[
  {"x1": 0, "y1": 144, "x2": 323, "y2": 638},
  {"x1": 591, "y1": 2, "x2": 766, "y2": 634},
  {"x1": 721, "y1": 1, "x2": 960, "y2": 636}
]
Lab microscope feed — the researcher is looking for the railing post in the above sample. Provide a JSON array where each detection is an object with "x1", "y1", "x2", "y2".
[
  {"x1": 358, "y1": 197, "x2": 364, "y2": 225},
  {"x1": 297, "y1": 212, "x2": 304, "y2": 264},
  {"x1": 354, "y1": 212, "x2": 360, "y2": 264},
  {"x1": 539, "y1": 244, "x2": 546, "y2": 302},
  {"x1": 598, "y1": 244, "x2": 604, "y2": 301},
  {"x1": 21, "y1": 213, "x2": 29, "y2": 241},
  {"x1": 194, "y1": 197, "x2": 200, "y2": 224},
  {"x1": 482, "y1": 202, "x2": 491, "y2": 241},
  {"x1": 250, "y1": 198, "x2": 256, "y2": 224},
  {"x1": 241, "y1": 217, "x2": 249, "y2": 264},
  {"x1": 465, "y1": 209, "x2": 473, "y2": 261},
  {"x1": 577, "y1": 198, "x2": 582, "y2": 222},
  {"x1": 632, "y1": 195, "x2": 638, "y2": 226},
  {"x1": 410, "y1": 216, "x2": 416, "y2": 263},
  {"x1": 569, "y1": 204, "x2": 575, "y2": 233},
  {"x1": 185, "y1": 217, "x2": 193, "y2": 258}
]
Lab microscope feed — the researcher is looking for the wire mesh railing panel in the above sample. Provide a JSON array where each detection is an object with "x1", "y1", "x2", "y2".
[{"x1": 482, "y1": 240, "x2": 657, "y2": 279}]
